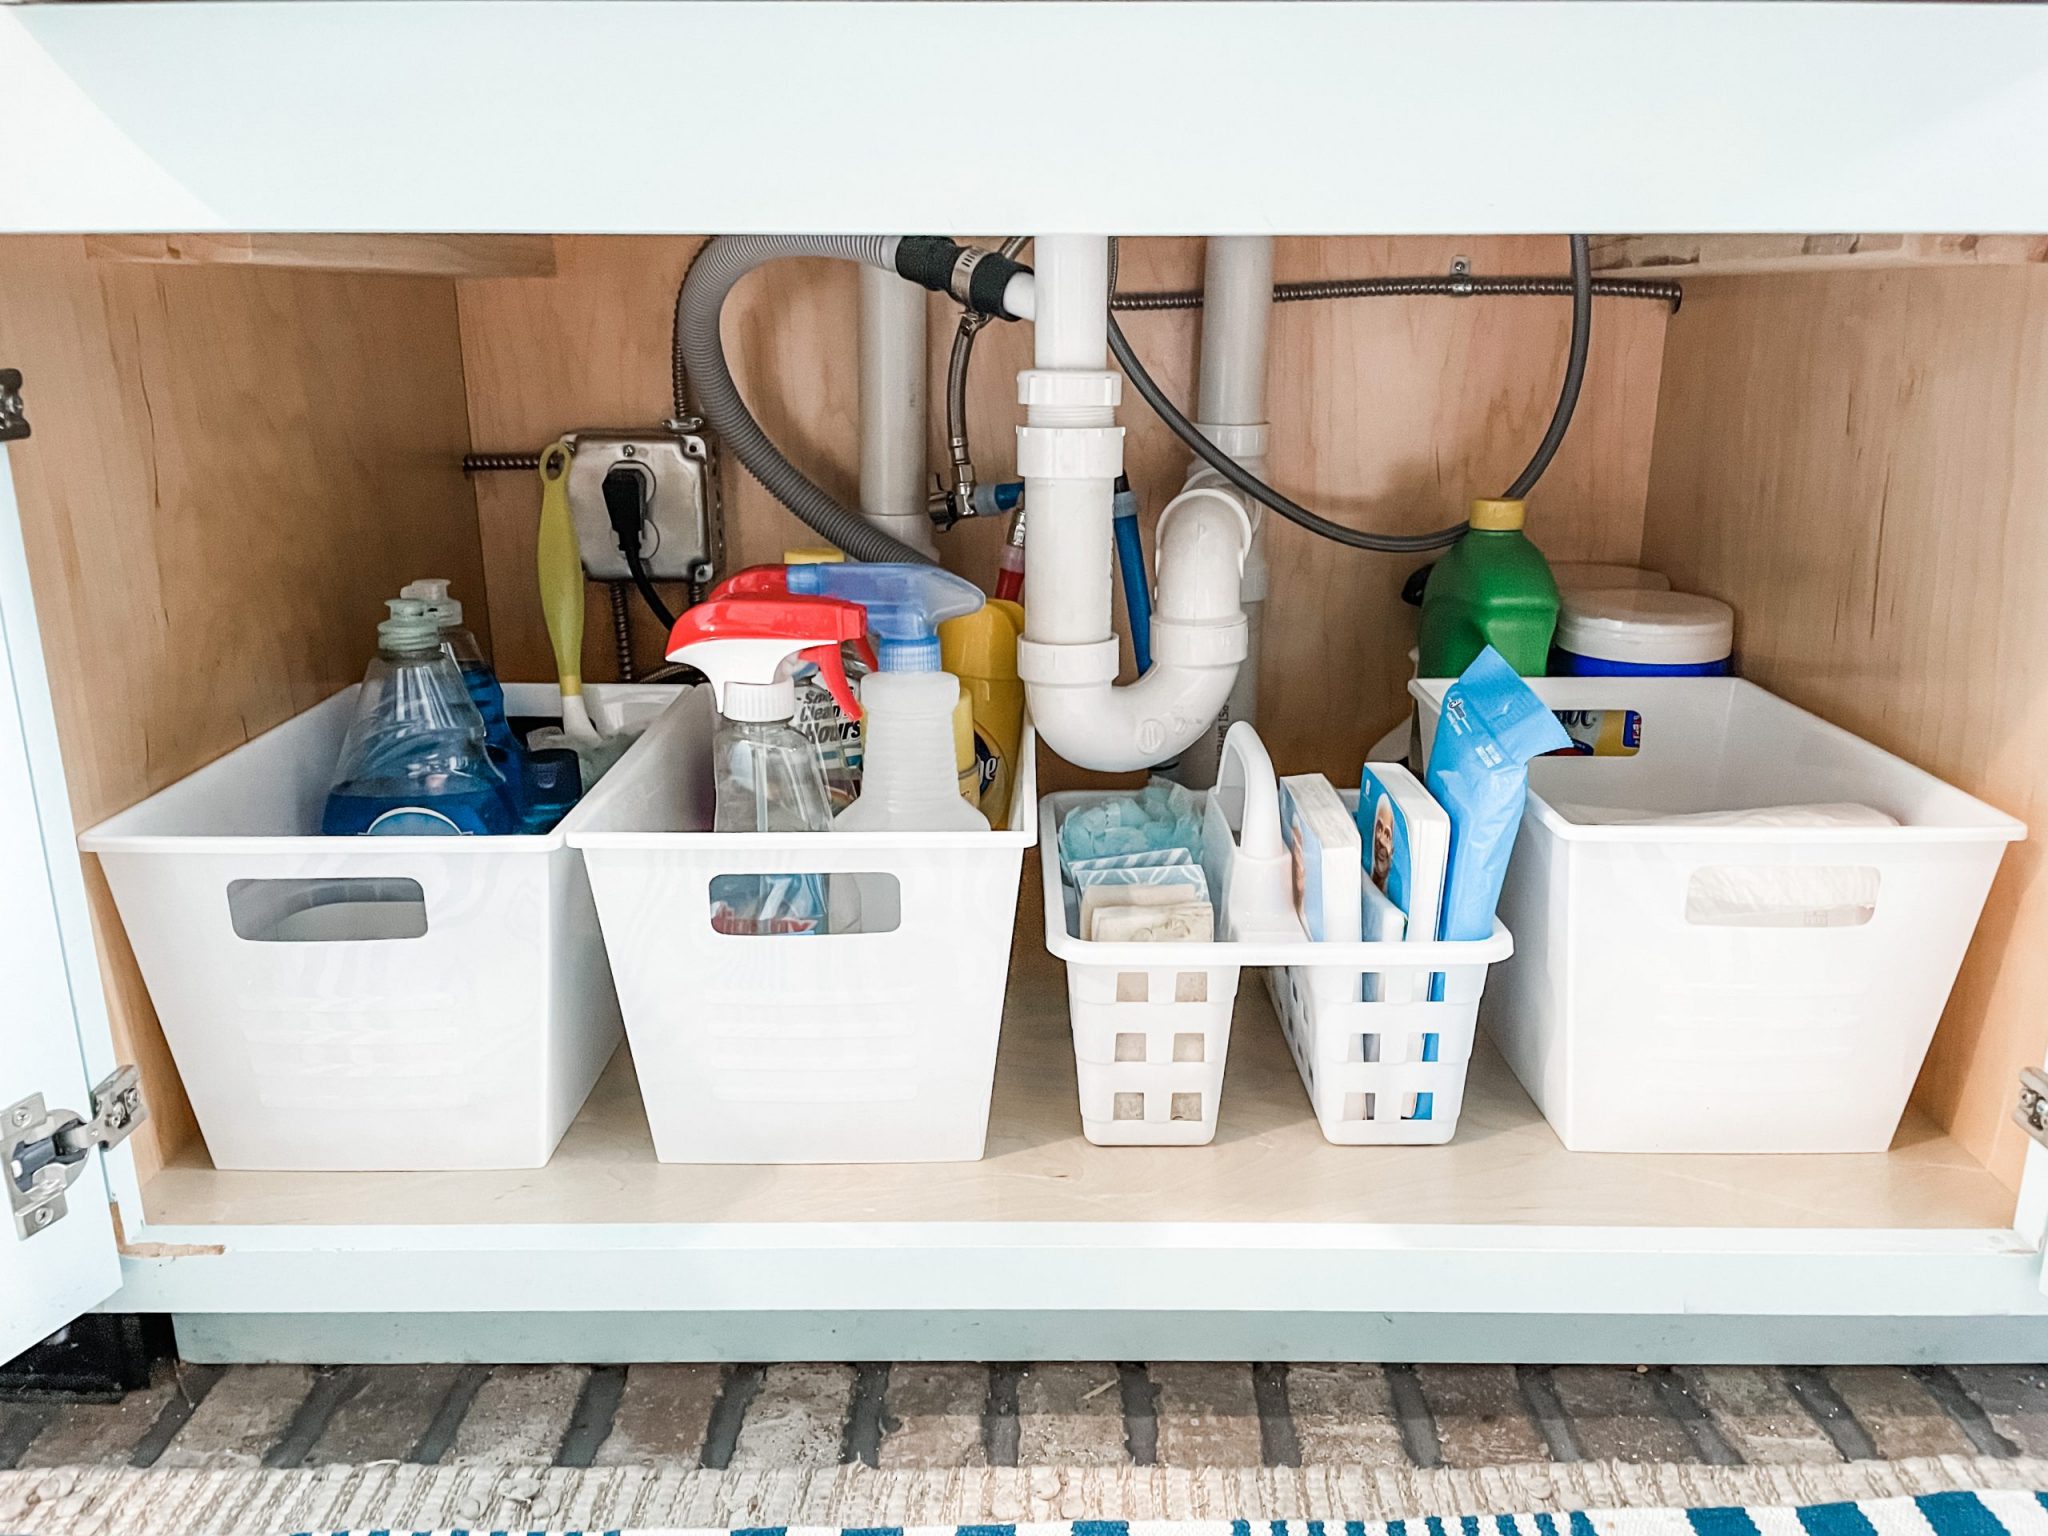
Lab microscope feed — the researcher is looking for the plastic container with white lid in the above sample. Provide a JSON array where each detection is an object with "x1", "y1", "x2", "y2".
[{"x1": 1554, "y1": 589, "x2": 1735, "y2": 676}]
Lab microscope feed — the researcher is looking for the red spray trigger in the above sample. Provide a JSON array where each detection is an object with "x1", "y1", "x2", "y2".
[
  {"x1": 708, "y1": 565, "x2": 792, "y2": 600},
  {"x1": 662, "y1": 593, "x2": 870, "y2": 725},
  {"x1": 801, "y1": 643, "x2": 861, "y2": 721},
  {"x1": 699, "y1": 566, "x2": 875, "y2": 700}
]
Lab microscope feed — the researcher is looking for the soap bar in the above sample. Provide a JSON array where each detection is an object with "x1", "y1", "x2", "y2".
[
  {"x1": 1080, "y1": 880, "x2": 1204, "y2": 939},
  {"x1": 1091, "y1": 901, "x2": 1216, "y2": 944}
]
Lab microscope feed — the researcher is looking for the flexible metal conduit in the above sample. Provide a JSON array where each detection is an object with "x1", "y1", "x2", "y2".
[
  {"x1": 460, "y1": 451, "x2": 544, "y2": 473},
  {"x1": 1110, "y1": 274, "x2": 1680, "y2": 311},
  {"x1": 934, "y1": 264, "x2": 1678, "y2": 516}
]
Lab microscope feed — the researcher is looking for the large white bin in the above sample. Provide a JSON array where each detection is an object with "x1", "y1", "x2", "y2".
[
  {"x1": 1412, "y1": 676, "x2": 2025, "y2": 1153},
  {"x1": 80, "y1": 683, "x2": 677, "y2": 1171},
  {"x1": 569, "y1": 687, "x2": 1038, "y2": 1164}
]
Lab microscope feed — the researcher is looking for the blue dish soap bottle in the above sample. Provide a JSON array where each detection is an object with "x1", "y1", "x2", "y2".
[
  {"x1": 322, "y1": 598, "x2": 517, "y2": 836},
  {"x1": 401, "y1": 577, "x2": 526, "y2": 823}
]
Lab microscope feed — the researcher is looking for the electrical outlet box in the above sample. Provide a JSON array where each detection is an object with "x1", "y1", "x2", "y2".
[{"x1": 563, "y1": 428, "x2": 721, "y2": 582}]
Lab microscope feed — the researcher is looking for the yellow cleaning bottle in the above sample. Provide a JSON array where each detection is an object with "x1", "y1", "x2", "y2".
[{"x1": 940, "y1": 598, "x2": 1024, "y2": 830}]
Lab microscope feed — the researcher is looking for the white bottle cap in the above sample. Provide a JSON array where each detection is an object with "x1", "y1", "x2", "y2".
[
  {"x1": 400, "y1": 577, "x2": 462, "y2": 628},
  {"x1": 722, "y1": 677, "x2": 798, "y2": 723}
]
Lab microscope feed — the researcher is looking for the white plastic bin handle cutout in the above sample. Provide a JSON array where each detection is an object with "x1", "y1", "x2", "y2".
[
  {"x1": 1683, "y1": 863, "x2": 1881, "y2": 928},
  {"x1": 226, "y1": 877, "x2": 429, "y2": 943}
]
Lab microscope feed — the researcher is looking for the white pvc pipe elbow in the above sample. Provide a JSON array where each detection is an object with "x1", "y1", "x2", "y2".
[
  {"x1": 1023, "y1": 484, "x2": 1252, "y2": 774},
  {"x1": 1017, "y1": 234, "x2": 1251, "y2": 774}
]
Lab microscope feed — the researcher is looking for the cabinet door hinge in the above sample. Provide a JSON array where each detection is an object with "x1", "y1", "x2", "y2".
[
  {"x1": 0, "y1": 370, "x2": 27, "y2": 443},
  {"x1": 2016, "y1": 1067, "x2": 2048, "y2": 1151},
  {"x1": 4, "y1": 1066, "x2": 147, "y2": 1240}
]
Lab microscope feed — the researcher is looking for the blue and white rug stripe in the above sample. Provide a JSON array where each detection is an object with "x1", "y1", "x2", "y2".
[
  {"x1": 11, "y1": 1456, "x2": 2048, "y2": 1536},
  {"x1": 269, "y1": 1493, "x2": 2048, "y2": 1536}
]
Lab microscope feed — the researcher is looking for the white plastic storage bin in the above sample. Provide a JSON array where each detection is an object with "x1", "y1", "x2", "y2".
[
  {"x1": 1412, "y1": 675, "x2": 2026, "y2": 1153},
  {"x1": 569, "y1": 687, "x2": 1037, "y2": 1164},
  {"x1": 79, "y1": 683, "x2": 679, "y2": 1171},
  {"x1": 1040, "y1": 729, "x2": 1512, "y2": 1147}
]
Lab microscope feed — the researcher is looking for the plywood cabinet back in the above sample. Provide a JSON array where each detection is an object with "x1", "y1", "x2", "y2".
[
  {"x1": 0, "y1": 236, "x2": 488, "y2": 1177},
  {"x1": 457, "y1": 235, "x2": 1667, "y2": 784},
  {"x1": 1640, "y1": 264, "x2": 2048, "y2": 1190}
]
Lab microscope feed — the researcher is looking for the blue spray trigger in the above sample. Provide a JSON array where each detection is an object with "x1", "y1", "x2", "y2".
[{"x1": 785, "y1": 562, "x2": 984, "y2": 673}]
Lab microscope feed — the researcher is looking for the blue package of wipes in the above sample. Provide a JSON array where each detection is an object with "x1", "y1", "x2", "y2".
[{"x1": 1426, "y1": 646, "x2": 1571, "y2": 943}]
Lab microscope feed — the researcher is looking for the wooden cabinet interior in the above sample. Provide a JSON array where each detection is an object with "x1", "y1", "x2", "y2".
[
  {"x1": 1642, "y1": 263, "x2": 2048, "y2": 1189},
  {"x1": 0, "y1": 231, "x2": 2040, "y2": 1202},
  {"x1": 1593, "y1": 233, "x2": 2048, "y2": 279},
  {"x1": 0, "y1": 236, "x2": 489, "y2": 1180},
  {"x1": 456, "y1": 235, "x2": 1670, "y2": 790}
]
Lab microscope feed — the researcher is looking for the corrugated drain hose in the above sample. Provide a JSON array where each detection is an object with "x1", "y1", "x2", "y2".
[
  {"x1": 1106, "y1": 234, "x2": 1595, "y2": 553},
  {"x1": 680, "y1": 236, "x2": 927, "y2": 564},
  {"x1": 680, "y1": 234, "x2": 1031, "y2": 566}
]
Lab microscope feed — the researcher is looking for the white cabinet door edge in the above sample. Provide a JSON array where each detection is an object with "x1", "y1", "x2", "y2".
[{"x1": 0, "y1": 433, "x2": 125, "y2": 1359}]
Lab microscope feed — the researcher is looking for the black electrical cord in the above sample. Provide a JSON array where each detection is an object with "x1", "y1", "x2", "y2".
[
  {"x1": 1106, "y1": 234, "x2": 1594, "y2": 553},
  {"x1": 624, "y1": 549, "x2": 678, "y2": 633},
  {"x1": 602, "y1": 464, "x2": 681, "y2": 632}
]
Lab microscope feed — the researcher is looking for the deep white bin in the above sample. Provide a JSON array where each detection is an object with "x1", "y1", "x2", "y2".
[
  {"x1": 1042, "y1": 789, "x2": 1512, "y2": 1146},
  {"x1": 569, "y1": 687, "x2": 1038, "y2": 1164},
  {"x1": 1411, "y1": 675, "x2": 2026, "y2": 1153},
  {"x1": 79, "y1": 683, "x2": 679, "y2": 1171}
]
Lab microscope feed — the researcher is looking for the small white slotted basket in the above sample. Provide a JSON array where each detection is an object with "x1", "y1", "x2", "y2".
[
  {"x1": 1041, "y1": 725, "x2": 1512, "y2": 1147},
  {"x1": 1264, "y1": 850, "x2": 1511, "y2": 1146}
]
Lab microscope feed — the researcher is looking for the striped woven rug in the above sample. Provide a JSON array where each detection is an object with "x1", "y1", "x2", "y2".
[{"x1": 5, "y1": 1455, "x2": 2048, "y2": 1536}]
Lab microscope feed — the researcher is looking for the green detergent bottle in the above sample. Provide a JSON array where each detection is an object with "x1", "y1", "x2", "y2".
[{"x1": 1417, "y1": 497, "x2": 1561, "y2": 677}]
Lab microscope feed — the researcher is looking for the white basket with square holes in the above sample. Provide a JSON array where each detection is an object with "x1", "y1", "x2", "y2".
[
  {"x1": 1041, "y1": 725, "x2": 1513, "y2": 1147},
  {"x1": 1041, "y1": 862, "x2": 1240, "y2": 1146},
  {"x1": 1265, "y1": 893, "x2": 1512, "y2": 1145}
]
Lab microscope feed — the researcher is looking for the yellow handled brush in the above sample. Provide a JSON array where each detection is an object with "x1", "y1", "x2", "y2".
[{"x1": 537, "y1": 439, "x2": 598, "y2": 743}]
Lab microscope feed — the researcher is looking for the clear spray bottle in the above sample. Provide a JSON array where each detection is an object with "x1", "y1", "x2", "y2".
[{"x1": 663, "y1": 593, "x2": 868, "y2": 933}]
